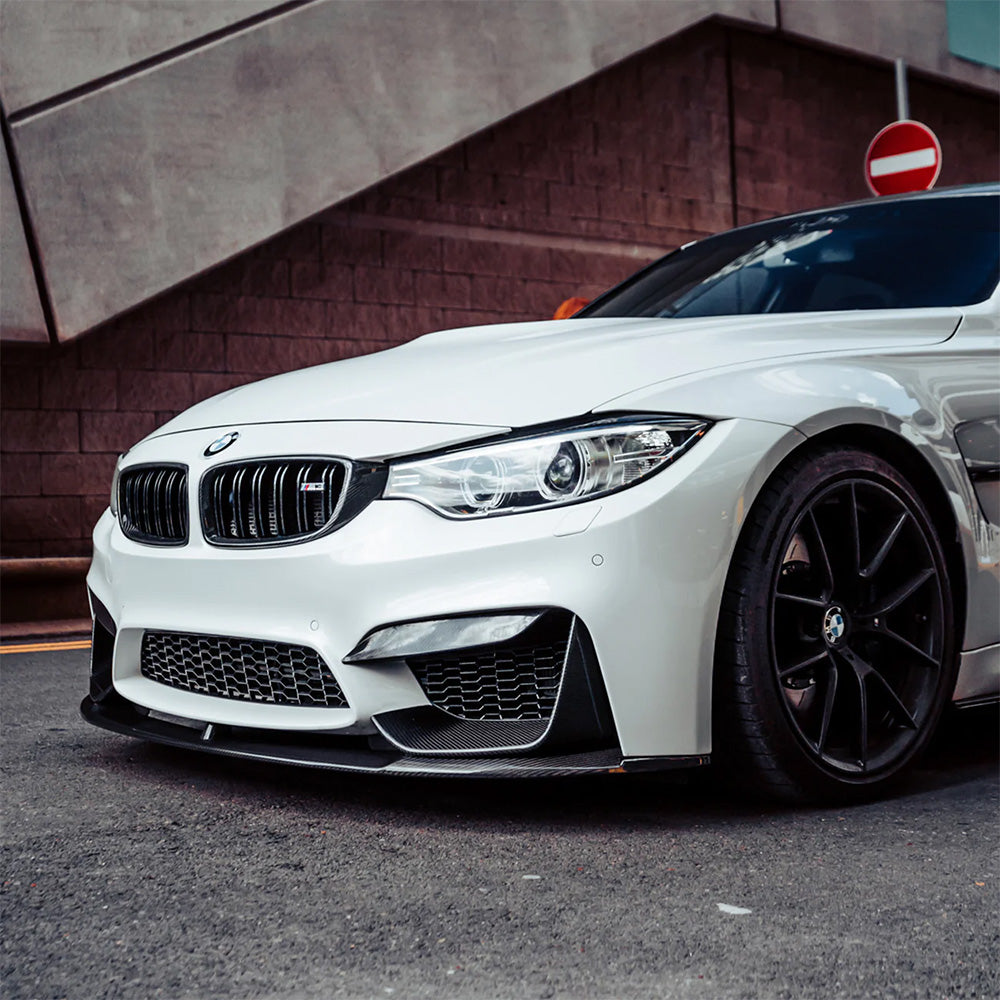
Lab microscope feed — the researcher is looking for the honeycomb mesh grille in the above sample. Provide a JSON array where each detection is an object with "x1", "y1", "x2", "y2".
[
  {"x1": 406, "y1": 619, "x2": 569, "y2": 722},
  {"x1": 118, "y1": 465, "x2": 188, "y2": 545},
  {"x1": 140, "y1": 632, "x2": 348, "y2": 708}
]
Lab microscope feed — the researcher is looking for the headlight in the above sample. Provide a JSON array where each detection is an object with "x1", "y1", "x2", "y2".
[
  {"x1": 383, "y1": 415, "x2": 711, "y2": 518},
  {"x1": 109, "y1": 454, "x2": 124, "y2": 518}
]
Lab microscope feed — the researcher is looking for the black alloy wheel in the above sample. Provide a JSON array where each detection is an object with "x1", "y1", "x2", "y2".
[{"x1": 714, "y1": 447, "x2": 956, "y2": 802}]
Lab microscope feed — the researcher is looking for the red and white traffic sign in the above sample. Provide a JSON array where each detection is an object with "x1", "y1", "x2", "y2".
[{"x1": 865, "y1": 120, "x2": 941, "y2": 196}]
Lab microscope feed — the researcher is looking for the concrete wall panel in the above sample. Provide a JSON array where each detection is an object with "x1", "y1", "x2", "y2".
[
  {"x1": 5, "y1": 0, "x2": 994, "y2": 344},
  {"x1": 780, "y1": 0, "x2": 1000, "y2": 93},
  {"x1": 0, "y1": 0, "x2": 285, "y2": 112},
  {"x1": 2, "y1": 22, "x2": 997, "y2": 561},
  {"x1": 0, "y1": 139, "x2": 47, "y2": 342},
  {"x1": 7, "y1": 0, "x2": 774, "y2": 341}
]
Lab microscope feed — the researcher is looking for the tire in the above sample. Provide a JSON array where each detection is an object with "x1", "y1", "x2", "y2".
[{"x1": 713, "y1": 446, "x2": 957, "y2": 803}]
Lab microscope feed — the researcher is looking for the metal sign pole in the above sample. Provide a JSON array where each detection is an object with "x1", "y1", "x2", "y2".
[{"x1": 895, "y1": 58, "x2": 909, "y2": 121}]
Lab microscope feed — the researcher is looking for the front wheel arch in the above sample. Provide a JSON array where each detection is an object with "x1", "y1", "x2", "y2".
[
  {"x1": 712, "y1": 442, "x2": 959, "y2": 802},
  {"x1": 780, "y1": 424, "x2": 967, "y2": 648}
]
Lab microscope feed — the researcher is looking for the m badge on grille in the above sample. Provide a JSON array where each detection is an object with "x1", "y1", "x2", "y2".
[{"x1": 300, "y1": 482, "x2": 326, "y2": 492}]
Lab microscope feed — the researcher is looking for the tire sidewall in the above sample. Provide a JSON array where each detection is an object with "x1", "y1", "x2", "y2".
[{"x1": 731, "y1": 448, "x2": 957, "y2": 801}]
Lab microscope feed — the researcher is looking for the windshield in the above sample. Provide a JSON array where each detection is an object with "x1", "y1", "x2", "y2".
[{"x1": 579, "y1": 194, "x2": 999, "y2": 319}]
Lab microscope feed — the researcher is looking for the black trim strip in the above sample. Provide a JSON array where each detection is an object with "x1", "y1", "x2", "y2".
[
  {"x1": 623, "y1": 755, "x2": 711, "y2": 772},
  {"x1": 7, "y1": 1, "x2": 316, "y2": 125},
  {"x1": 952, "y1": 694, "x2": 1000, "y2": 710},
  {"x1": 88, "y1": 591, "x2": 117, "y2": 704},
  {"x1": 968, "y1": 468, "x2": 1000, "y2": 484},
  {"x1": 81, "y1": 695, "x2": 666, "y2": 777},
  {"x1": 90, "y1": 591, "x2": 117, "y2": 638}
]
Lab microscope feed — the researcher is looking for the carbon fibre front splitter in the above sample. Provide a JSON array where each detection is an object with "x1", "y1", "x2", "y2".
[{"x1": 80, "y1": 695, "x2": 708, "y2": 777}]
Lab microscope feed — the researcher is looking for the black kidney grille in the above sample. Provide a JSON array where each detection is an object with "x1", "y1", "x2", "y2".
[
  {"x1": 118, "y1": 465, "x2": 188, "y2": 544},
  {"x1": 202, "y1": 459, "x2": 349, "y2": 543},
  {"x1": 406, "y1": 624, "x2": 569, "y2": 722},
  {"x1": 141, "y1": 631, "x2": 349, "y2": 708}
]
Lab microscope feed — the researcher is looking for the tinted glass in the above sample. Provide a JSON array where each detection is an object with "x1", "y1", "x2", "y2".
[{"x1": 580, "y1": 194, "x2": 999, "y2": 319}]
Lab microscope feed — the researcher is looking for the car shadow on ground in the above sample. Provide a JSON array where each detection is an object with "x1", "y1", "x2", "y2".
[{"x1": 88, "y1": 703, "x2": 998, "y2": 830}]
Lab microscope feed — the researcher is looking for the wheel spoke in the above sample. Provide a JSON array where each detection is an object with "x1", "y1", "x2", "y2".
[
  {"x1": 866, "y1": 667, "x2": 918, "y2": 730},
  {"x1": 834, "y1": 645, "x2": 872, "y2": 770},
  {"x1": 840, "y1": 644, "x2": 919, "y2": 733},
  {"x1": 775, "y1": 592, "x2": 828, "y2": 608},
  {"x1": 855, "y1": 666, "x2": 869, "y2": 771},
  {"x1": 815, "y1": 654, "x2": 838, "y2": 754},
  {"x1": 860, "y1": 511, "x2": 909, "y2": 579},
  {"x1": 778, "y1": 649, "x2": 830, "y2": 679},
  {"x1": 864, "y1": 567, "x2": 934, "y2": 617},
  {"x1": 806, "y1": 509, "x2": 835, "y2": 599},
  {"x1": 847, "y1": 484, "x2": 861, "y2": 578},
  {"x1": 878, "y1": 626, "x2": 940, "y2": 668}
]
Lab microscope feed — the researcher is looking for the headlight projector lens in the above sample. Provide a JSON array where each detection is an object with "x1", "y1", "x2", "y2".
[{"x1": 541, "y1": 442, "x2": 584, "y2": 498}]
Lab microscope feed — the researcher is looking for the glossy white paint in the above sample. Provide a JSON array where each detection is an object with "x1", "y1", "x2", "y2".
[
  {"x1": 146, "y1": 418, "x2": 509, "y2": 463},
  {"x1": 154, "y1": 309, "x2": 961, "y2": 435},
  {"x1": 606, "y1": 305, "x2": 1000, "y2": 654},
  {"x1": 89, "y1": 416, "x2": 801, "y2": 756},
  {"x1": 89, "y1": 194, "x2": 1000, "y2": 764}
]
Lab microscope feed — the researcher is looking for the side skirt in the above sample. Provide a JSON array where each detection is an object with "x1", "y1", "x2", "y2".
[{"x1": 953, "y1": 643, "x2": 1000, "y2": 704}]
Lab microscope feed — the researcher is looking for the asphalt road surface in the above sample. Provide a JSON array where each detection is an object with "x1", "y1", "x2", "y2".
[{"x1": 2, "y1": 646, "x2": 997, "y2": 1000}]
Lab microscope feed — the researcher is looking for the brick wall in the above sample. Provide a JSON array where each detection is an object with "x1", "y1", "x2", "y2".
[
  {"x1": 2, "y1": 24, "x2": 997, "y2": 560},
  {"x1": 729, "y1": 33, "x2": 999, "y2": 221}
]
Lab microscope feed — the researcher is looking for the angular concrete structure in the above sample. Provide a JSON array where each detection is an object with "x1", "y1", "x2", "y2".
[
  {"x1": 0, "y1": 136, "x2": 48, "y2": 343},
  {"x1": 1, "y1": 0, "x2": 995, "y2": 344}
]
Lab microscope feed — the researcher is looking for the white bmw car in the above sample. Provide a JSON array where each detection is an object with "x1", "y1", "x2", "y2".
[{"x1": 83, "y1": 184, "x2": 999, "y2": 802}]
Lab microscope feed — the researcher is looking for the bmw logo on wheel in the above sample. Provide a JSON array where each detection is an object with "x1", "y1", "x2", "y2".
[
  {"x1": 823, "y1": 607, "x2": 846, "y2": 645},
  {"x1": 205, "y1": 431, "x2": 240, "y2": 456}
]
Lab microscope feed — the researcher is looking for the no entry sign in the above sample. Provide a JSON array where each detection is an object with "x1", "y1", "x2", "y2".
[{"x1": 865, "y1": 120, "x2": 941, "y2": 196}]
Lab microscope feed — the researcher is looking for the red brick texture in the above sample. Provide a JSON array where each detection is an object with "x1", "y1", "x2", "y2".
[
  {"x1": 729, "y1": 33, "x2": 999, "y2": 222},
  {"x1": 2, "y1": 25, "x2": 997, "y2": 558}
]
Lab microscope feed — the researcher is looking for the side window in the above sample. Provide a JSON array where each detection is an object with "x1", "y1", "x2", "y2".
[
  {"x1": 579, "y1": 194, "x2": 999, "y2": 319},
  {"x1": 805, "y1": 274, "x2": 894, "y2": 311}
]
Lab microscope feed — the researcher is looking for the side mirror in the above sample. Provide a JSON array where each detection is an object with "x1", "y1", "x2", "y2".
[{"x1": 552, "y1": 297, "x2": 590, "y2": 320}]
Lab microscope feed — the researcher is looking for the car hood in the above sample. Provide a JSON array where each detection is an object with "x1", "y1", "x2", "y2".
[{"x1": 152, "y1": 309, "x2": 960, "y2": 437}]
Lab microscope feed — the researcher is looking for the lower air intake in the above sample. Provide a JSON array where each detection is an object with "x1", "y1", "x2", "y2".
[
  {"x1": 406, "y1": 611, "x2": 571, "y2": 722},
  {"x1": 140, "y1": 631, "x2": 348, "y2": 708}
]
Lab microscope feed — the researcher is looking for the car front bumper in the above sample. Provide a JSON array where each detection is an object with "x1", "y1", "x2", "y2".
[{"x1": 83, "y1": 415, "x2": 798, "y2": 769}]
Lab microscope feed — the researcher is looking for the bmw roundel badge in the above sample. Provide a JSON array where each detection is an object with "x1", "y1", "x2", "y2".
[
  {"x1": 205, "y1": 431, "x2": 239, "y2": 457},
  {"x1": 823, "y1": 606, "x2": 846, "y2": 645}
]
